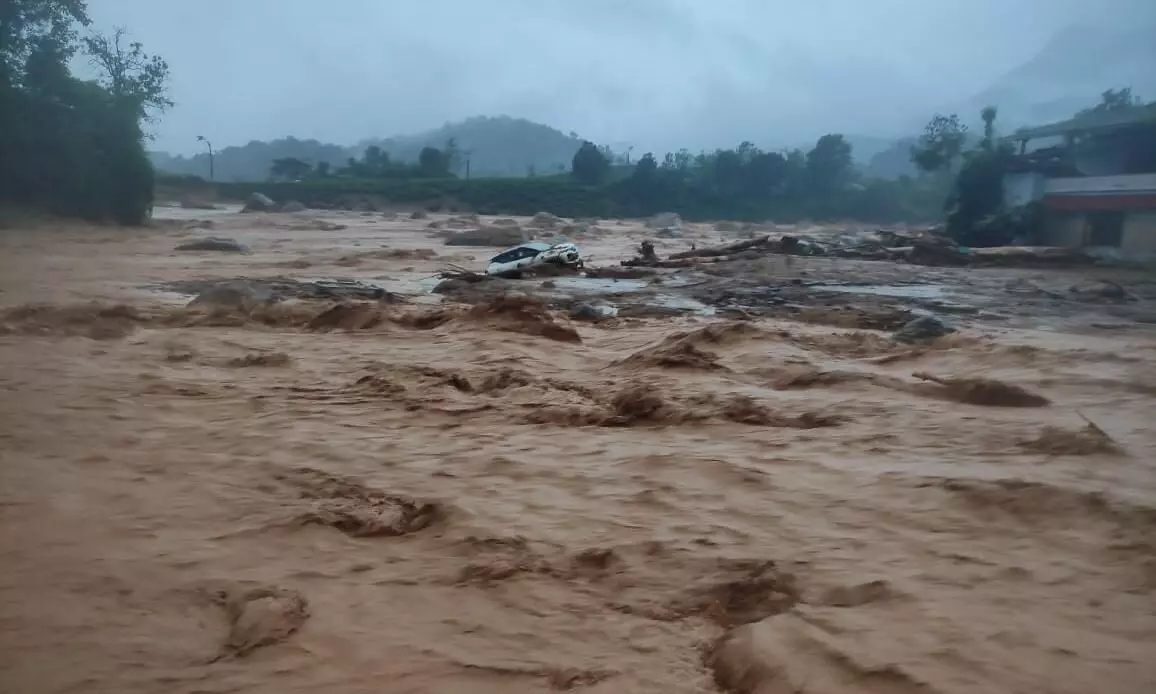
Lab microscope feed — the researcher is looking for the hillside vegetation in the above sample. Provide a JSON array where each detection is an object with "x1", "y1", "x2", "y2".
[{"x1": 150, "y1": 116, "x2": 584, "y2": 182}]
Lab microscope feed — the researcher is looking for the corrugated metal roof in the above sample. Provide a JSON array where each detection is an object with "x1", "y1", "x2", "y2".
[{"x1": 1009, "y1": 103, "x2": 1156, "y2": 141}]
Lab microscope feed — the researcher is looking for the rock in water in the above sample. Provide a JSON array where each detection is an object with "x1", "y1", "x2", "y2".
[
  {"x1": 187, "y1": 281, "x2": 272, "y2": 309},
  {"x1": 529, "y1": 211, "x2": 564, "y2": 229},
  {"x1": 174, "y1": 236, "x2": 250, "y2": 253},
  {"x1": 569, "y1": 303, "x2": 602, "y2": 321},
  {"x1": 646, "y1": 212, "x2": 682, "y2": 230},
  {"x1": 893, "y1": 315, "x2": 953, "y2": 343},
  {"x1": 280, "y1": 200, "x2": 307, "y2": 213},
  {"x1": 241, "y1": 192, "x2": 276, "y2": 213}
]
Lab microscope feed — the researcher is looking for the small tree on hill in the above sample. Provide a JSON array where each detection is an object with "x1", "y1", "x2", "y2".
[
  {"x1": 632, "y1": 152, "x2": 658, "y2": 181},
  {"x1": 1079, "y1": 87, "x2": 1140, "y2": 116},
  {"x1": 571, "y1": 141, "x2": 610, "y2": 185},
  {"x1": 269, "y1": 157, "x2": 311, "y2": 181},
  {"x1": 418, "y1": 146, "x2": 449, "y2": 177}
]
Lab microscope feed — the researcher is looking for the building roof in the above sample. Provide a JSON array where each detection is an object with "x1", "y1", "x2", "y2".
[{"x1": 1010, "y1": 103, "x2": 1156, "y2": 141}]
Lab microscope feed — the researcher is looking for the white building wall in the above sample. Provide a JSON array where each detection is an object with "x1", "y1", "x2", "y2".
[{"x1": 1043, "y1": 173, "x2": 1156, "y2": 195}]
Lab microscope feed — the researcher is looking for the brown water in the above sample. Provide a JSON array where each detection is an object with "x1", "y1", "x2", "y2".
[{"x1": 1, "y1": 211, "x2": 1154, "y2": 694}]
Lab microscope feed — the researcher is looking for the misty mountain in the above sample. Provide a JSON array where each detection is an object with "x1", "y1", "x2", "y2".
[
  {"x1": 151, "y1": 116, "x2": 585, "y2": 182},
  {"x1": 954, "y1": 22, "x2": 1156, "y2": 130},
  {"x1": 357, "y1": 116, "x2": 583, "y2": 178},
  {"x1": 862, "y1": 21, "x2": 1156, "y2": 179}
]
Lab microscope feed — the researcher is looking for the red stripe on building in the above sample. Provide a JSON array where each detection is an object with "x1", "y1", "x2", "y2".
[{"x1": 1043, "y1": 193, "x2": 1156, "y2": 211}]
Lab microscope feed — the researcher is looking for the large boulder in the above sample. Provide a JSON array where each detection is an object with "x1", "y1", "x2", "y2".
[
  {"x1": 444, "y1": 225, "x2": 527, "y2": 247},
  {"x1": 893, "y1": 314, "x2": 953, "y2": 344},
  {"x1": 445, "y1": 214, "x2": 480, "y2": 229},
  {"x1": 187, "y1": 281, "x2": 272, "y2": 309},
  {"x1": 529, "y1": 211, "x2": 564, "y2": 229},
  {"x1": 241, "y1": 193, "x2": 276, "y2": 213},
  {"x1": 175, "y1": 236, "x2": 250, "y2": 253}
]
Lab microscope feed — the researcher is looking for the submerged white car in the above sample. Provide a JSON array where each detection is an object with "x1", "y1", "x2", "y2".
[{"x1": 485, "y1": 241, "x2": 584, "y2": 277}]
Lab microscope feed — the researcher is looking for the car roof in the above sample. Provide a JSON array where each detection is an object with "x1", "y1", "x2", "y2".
[{"x1": 505, "y1": 242, "x2": 553, "y2": 253}]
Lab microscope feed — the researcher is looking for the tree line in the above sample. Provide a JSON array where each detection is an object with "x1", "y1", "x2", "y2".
[
  {"x1": 269, "y1": 140, "x2": 460, "y2": 182},
  {"x1": 1, "y1": 0, "x2": 170, "y2": 224},
  {"x1": 563, "y1": 134, "x2": 944, "y2": 222}
]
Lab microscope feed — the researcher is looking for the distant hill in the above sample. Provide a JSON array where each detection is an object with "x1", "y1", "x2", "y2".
[
  {"x1": 150, "y1": 138, "x2": 349, "y2": 182},
  {"x1": 150, "y1": 116, "x2": 585, "y2": 182},
  {"x1": 357, "y1": 116, "x2": 583, "y2": 178}
]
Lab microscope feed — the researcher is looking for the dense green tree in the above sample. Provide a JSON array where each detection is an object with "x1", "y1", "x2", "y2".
[
  {"x1": 571, "y1": 140, "x2": 610, "y2": 185},
  {"x1": 632, "y1": 152, "x2": 658, "y2": 180},
  {"x1": 806, "y1": 134, "x2": 854, "y2": 195},
  {"x1": 1, "y1": 0, "x2": 167, "y2": 224},
  {"x1": 418, "y1": 146, "x2": 450, "y2": 177},
  {"x1": 910, "y1": 113, "x2": 968, "y2": 174}
]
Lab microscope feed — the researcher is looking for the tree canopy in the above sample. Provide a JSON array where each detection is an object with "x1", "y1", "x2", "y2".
[
  {"x1": 1, "y1": 0, "x2": 168, "y2": 224},
  {"x1": 571, "y1": 141, "x2": 611, "y2": 185}
]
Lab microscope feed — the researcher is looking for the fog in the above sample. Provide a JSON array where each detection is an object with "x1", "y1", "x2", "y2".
[{"x1": 87, "y1": 0, "x2": 1155, "y2": 155}]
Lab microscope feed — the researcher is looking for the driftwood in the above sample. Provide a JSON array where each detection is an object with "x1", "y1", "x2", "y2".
[
  {"x1": 668, "y1": 236, "x2": 771, "y2": 260},
  {"x1": 621, "y1": 255, "x2": 739, "y2": 268}
]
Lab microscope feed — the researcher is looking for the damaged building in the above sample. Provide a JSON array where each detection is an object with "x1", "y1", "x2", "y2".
[{"x1": 1003, "y1": 103, "x2": 1156, "y2": 255}]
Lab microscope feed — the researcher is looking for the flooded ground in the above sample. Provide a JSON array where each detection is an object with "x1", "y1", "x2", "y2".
[{"x1": 2, "y1": 207, "x2": 1155, "y2": 693}]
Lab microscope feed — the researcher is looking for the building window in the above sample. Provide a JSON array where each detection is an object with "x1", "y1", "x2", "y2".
[{"x1": 1087, "y1": 211, "x2": 1124, "y2": 247}]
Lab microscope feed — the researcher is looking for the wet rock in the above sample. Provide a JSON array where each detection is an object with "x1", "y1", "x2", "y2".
[
  {"x1": 409, "y1": 210, "x2": 429, "y2": 220},
  {"x1": 1069, "y1": 279, "x2": 1132, "y2": 301},
  {"x1": 569, "y1": 303, "x2": 603, "y2": 321},
  {"x1": 304, "y1": 279, "x2": 387, "y2": 300},
  {"x1": 560, "y1": 222, "x2": 591, "y2": 236},
  {"x1": 280, "y1": 200, "x2": 307, "y2": 213},
  {"x1": 187, "y1": 281, "x2": 272, "y2": 309},
  {"x1": 444, "y1": 226, "x2": 526, "y2": 247},
  {"x1": 241, "y1": 192, "x2": 276, "y2": 213},
  {"x1": 893, "y1": 314, "x2": 953, "y2": 344},
  {"x1": 175, "y1": 236, "x2": 250, "y2": 253},
  {"x1": 529, "y1": 211, "x2": 564, "y2": 229},
  {"x1": 179, "y1": 199, "x2": 217, "y2": 210},
  {"x1": 646, "y1": 212, "x2": 682, "y2": 230},
  {"x1": 213, "y1": 585, "x2": 309, "y2": 658}
]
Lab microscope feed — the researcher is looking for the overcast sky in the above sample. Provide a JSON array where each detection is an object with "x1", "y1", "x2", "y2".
[{"x1": 86, "y1": 0, "x2": 1153, "y2": 155}]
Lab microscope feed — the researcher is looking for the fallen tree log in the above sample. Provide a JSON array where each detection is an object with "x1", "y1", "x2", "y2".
[
  {"x1": 621, "y1": 255, "x2": 737, "y2": 268},
  {"x1": 668, "y1": 235, "x2": 771, "y2": 260}
]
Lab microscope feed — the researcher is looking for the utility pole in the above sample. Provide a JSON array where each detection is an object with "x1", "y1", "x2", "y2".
[{"x1": 196, "y1": 135, "x2": 214, "y2": 181}]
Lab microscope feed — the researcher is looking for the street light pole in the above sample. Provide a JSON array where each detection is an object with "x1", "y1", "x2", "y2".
[{"x1": 196, "y1": 135, "x2": 214, "y2": 181}]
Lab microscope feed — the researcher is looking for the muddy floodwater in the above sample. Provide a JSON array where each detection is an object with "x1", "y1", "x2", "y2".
[{"x1": 2, "y1": 208, "x2": 1155, "y2": 694}]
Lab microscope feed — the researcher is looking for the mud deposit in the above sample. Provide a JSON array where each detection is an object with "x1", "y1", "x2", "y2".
[{"x1": 2, "y1": 210, "x2": 1155, "y2": 694}]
